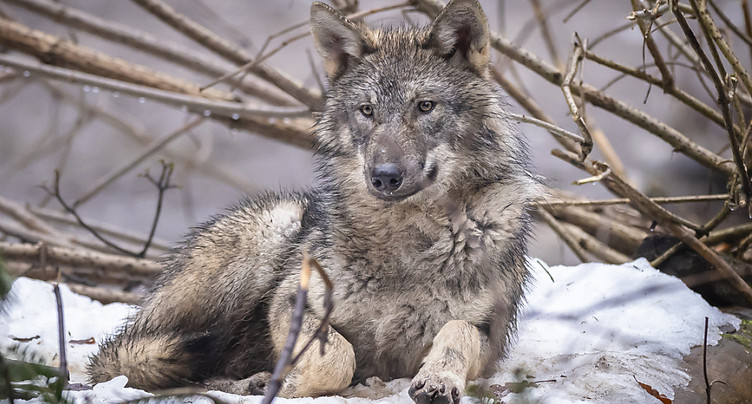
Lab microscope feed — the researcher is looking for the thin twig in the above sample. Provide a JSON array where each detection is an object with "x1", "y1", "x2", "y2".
[
  {"x1": 0, "y1": 55, "x2": 310, "y2": 119},
  {"x1": 707, "y1": 0, "x2": 752, "y2": 47},
  {"x1": 553, "y1": 149, "x2": 704, "y2": 232},
  {"x1": 584, "y1": 49, "x2": 737, "y2": 134},
  {"x1": 200, "y1": 2, "x2": 411, "y2": 93},
  {"x1": 39, "y1": 80, "x2": 259, "y2": 193},
  {"x1": 407, "y1": 0, "x2": 737, "y2": 177},
  {"x1": 556, "y1": 150, "x2": 752, "y2": 304},
  {"x1": 650, "y1": 203, "x2": 732, "y2": 267},
  {"x1": 649, "y1": 241, "x2": 684, "y2": 268},
  {"x1": 5, "y1": 0, "x2": 297, "y2": 106},
  {"x1": 703, "y1": 316, "x2": 710, "y2": 404},
  {"x1": 28, "y1": 205, "x2": 170, "y2": 253},
  {"x1": 138, "y1": 162, "x2": 175, "y2": 258},
  {"x1": 692, "y1": 0, "x2": 752, "y2": 97},
  {"x1": 562, "y1": 0, "x2": 591, "y2": 24},
  {"x1": 0, "y1": 17, "x2": 236, "y2": 101},
  {"x1": 589, "y1": 20, "x2": 637, "y2": 50},
  {"x1": 630, "y1": 0, "x2": 675, "y2": 89},
  {"x1": 537, "y1": 208, "x2": 590, "y2": 263},
  {"x1": 491, "y1": 68, "x2": 579, "y2": 153},
  {"x1": 573, "y1": 167, "x2": 611, "y2": 185},
  {"x1": 73, "y1": 119, "x2": 204, "y2": 208},
  {"x1": 673, "y1": 1, "x2": 752, "y2": 207},
  {"x1": 263, "y1": 254, "x2": 334, "y2": 404},
  {"x1": 744, "y1": 0, "x2": 752, "y2": 71},
  {"x1": 561, "y1": 33, "x2": 593, "y2": 160},
  {"x1": 504, "y1": 111, "x2": 585, "y2": 144},
  {"x1": 67, "y1": 283, "x2": 142, "y2": 305},
  {"x1": 44, "y1": 165, "x2": 174, "y2": 258},
  {"x1": 200, "y1": 31, "x2": 310, "y2": 92},
  {"x1": 0, "y1": 194, "x2": 59, "y2": 236},
  {"x1": 131, "y1": 0, "x2": 323, "y2": 110},
  {"x1": 52, "y1": 275, "x2": 69, "y2": 387},
  {"x1": 529, "y1": 0, "x2": 563, "y2": 70}
]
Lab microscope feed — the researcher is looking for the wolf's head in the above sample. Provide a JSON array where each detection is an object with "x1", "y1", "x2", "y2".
[{"x1": 311, "y1": 0, "x2": 518, "y2": 203}]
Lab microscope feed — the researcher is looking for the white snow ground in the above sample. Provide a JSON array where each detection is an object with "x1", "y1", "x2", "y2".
[{"x1": 0, "y1": 258, "x2": 740, "y2": 404}]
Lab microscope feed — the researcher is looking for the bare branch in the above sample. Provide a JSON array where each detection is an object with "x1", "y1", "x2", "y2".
[
  {"x1": 561, "y1": 221, "x2": 631, "y2": 264},
  {"x1": 52, "y1": 277, "x2": 70, "y2": 387},
  {"x1": 263, "y1": 254, "x2": 333, "y2": 404},
  {"x1": 0, "y1": 55, "x2": 316, "y2": 149},
  {"x1": 74, "y1": 119, "x2": 204, "y2": 208},
  {"x1": 0, "y1": 241, "x2": 160, "y2": 277},
  {"x1": 29, "y1": 204, "x2": 170, "y2": 253},
  {"x1": 504, "y1": 111, "x2": 585, "y2": 144},
  {"x1": 561, "y1": 33, "x2": 593, "y2": 161},
  {"x1": 707, "y1": 0, "x2": 752, "y2": 47},
  {"x1": 67, "y1": 283, "x2": 142, "y2": 305},
  {"x1": 200, "y1": 2, "x2": 411, "y2": 93},
  {"x1": 414, "y1": 0, "x2": 734, "y2": 176},
  {"x1": 673, "y1": 1, "x2": 752, "y2": 207},
  {"x1": 544, "y1": 193, "x2": 728, "y2": 207},
  {"x1": 131, "y1": 0, "x2": 323, "y2": 110},
  {"x1": 692, "y1": 0, "x2": 752, "y2": 97},
  {"x1": 630, "y1": 0, "x2": 675, "y2": 89},
  {"x1": 0, "y1": 54, "x2": 310, "y2": 119},
  {"x1": 537, "y1": 207, "x2": 591, "y2": 263},
  {"x1": 3, "y1": 0, "x2": 298, "y2": 106},
  {"x1": 0, "y1": 194, "x2": 59, "y2": 236},
  {"x1": 529, "y1": 0, "x2": 563, "y2": 70},
  {"x1": 44, "y1": 166, "x2": 174, "y2": 258},
  {"x1": 556, "y1": 151, "x2": 752, "y2": 304},
  {"x1": 0, "y1": 17, "x2": 236, "y2": 101}
]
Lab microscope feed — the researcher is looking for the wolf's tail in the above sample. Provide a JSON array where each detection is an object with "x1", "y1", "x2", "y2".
[{"x1": 87, "y1": 329, "x2": 212, "y2": 390}]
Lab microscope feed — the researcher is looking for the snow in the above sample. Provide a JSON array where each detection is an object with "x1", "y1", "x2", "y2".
[{"x1": 0, "y1": 258, "x2": 740, "y2": 403}]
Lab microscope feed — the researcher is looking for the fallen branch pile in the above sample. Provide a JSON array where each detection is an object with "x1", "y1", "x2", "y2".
[{"x1": 0, "y1": 0, "x2": 750, "y2": 306}]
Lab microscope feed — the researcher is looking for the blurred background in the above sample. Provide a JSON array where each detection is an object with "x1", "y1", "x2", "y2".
[{"x1": 0, "y1": 0, "x2": 748, "y2": 265}]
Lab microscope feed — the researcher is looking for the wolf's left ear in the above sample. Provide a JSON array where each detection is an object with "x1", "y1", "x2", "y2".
[
  {"x1": 424, "y1": 0, "x2": 490, "y2": 75},
  {"x1": 310, "y1": 2, "x2": 375, "y2": 81}
]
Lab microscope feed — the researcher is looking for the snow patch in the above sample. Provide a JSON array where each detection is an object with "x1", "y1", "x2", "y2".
[
  {"x1": 0, "y1": 278, "x2": 136, "y2": 384},
  {"x1": 496, "y1": 258, "x2": 739, "y2": 403},
  {"x1": 0, "y1": 258, "x2": 739, "y2": 403}
]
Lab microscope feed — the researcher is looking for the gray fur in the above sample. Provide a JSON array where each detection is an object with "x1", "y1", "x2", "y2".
[{"x1": 87, "y1": 1, "x2": 538, "y2": 402}]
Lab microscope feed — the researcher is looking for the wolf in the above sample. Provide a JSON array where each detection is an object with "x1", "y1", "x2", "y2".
[{"x1": 87, "y1": 0, "x2": 538, "y2": 402}]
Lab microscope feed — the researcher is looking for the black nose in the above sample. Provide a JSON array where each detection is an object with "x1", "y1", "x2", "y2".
[{"x1": 371, "y1": 163, "x2": 403, "y2": 192}]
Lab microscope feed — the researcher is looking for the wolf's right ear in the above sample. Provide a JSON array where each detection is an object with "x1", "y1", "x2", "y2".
[
  {"x1": 424, "y1": 0, "x2": 490, "y2": 75},
  {"x1": 310, "y1": 2, "x2": 374, "y2": 81}
]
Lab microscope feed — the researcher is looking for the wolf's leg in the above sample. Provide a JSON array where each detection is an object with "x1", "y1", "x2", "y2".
[
  {"x1": 267, "y1": 294, "x2": 356, "y2": 397},
  {"x1": 409, "y1": 320, "x2": 488, "y2": 404},
  {"x1": 203, "y1": 371, "x2": 271, "y2": 395}
]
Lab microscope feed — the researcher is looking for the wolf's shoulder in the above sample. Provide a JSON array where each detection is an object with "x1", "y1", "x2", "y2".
[{"x1": 172, "y1": 190, "x2": 314, "y2": 253}]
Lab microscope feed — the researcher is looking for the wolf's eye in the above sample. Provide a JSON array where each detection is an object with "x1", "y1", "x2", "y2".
[
  {"x1": 359, "y1": 104, "x2": 374, "y2": 117},
  {"x1": 418, "y1": 101, "x2": 435, "y2": 113}
]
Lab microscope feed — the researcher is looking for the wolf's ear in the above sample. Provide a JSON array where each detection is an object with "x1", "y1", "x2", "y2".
[
  {"x1": 424, "y1": 0, "x2": 490, "y2": 75},
  {"x1": 310, "y1": 2, "x2": 374, "y2": 81}
]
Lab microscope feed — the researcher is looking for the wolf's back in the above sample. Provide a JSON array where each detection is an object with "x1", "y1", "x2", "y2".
[{"x1": 87, "y1": 192, "x2": 310, "y2": 389}]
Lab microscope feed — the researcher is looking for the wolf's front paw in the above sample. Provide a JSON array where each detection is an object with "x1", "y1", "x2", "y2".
[
  {"x1": 247, "y1": 371, "x2": 272, "y2": 395},
  {"x1": 408, "y1": 374, "x2": 461, "y2": 404}
]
